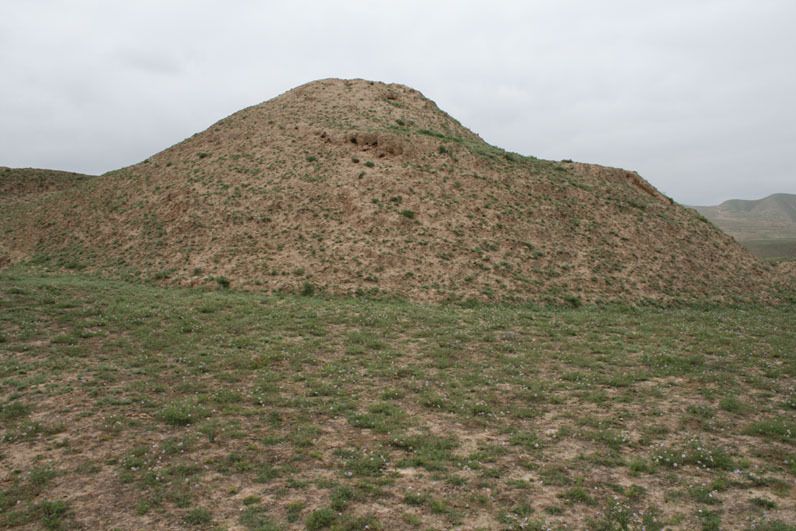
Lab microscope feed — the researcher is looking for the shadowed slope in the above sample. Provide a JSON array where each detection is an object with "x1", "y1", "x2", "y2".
[
  {"x1": 0, "y1": 79, "x2": 784, "y2": 302},
  {"x1": 0, "y1": 167, "x2": 93, "y2": 267},
  {"x1": 0, "y1": 167, "x2": 92, "y2": 203}
]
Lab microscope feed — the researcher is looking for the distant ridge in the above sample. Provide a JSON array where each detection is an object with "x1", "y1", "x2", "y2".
[
  {"x1": 693, "y1": 193, "x2": 796, "y2": 259},
  {"x1": 0, "y1": 79, "x2": 787, "y2": 302}
]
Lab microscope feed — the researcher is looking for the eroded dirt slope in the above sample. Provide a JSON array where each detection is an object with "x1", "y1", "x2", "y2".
[{"x1": 0, "y1": 79, "x2": 783, "y2": 302}]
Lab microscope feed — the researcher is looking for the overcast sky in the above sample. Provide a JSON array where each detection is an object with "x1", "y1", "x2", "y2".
[{"x1": 1, "y1": 1, "x2": 794, "y2": 204}]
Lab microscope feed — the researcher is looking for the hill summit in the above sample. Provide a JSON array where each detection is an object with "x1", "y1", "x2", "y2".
[{"x1": 0, "y1": 79, "x2": 785, "y2": 302}]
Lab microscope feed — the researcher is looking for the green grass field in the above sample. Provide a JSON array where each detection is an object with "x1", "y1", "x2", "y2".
[{"x1": 1, "y1": 269, "x2": 794, "y2": 529}]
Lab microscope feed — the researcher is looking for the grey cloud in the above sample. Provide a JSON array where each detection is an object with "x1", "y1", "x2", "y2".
[
  {"x1": 114, "y1": 48, "x2": 184, "y2": 76},
  {"x1": 0, "y1": 0, "x2": 794, "y2": 204}
]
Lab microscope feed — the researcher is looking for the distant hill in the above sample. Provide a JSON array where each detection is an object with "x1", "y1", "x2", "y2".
[
  {"x1": 693, "y1": 193, "x2": 796, "y2": 258},
  {"x1": 0, "y1": 79, "x2": 786, "y2": 302}
]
